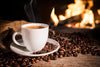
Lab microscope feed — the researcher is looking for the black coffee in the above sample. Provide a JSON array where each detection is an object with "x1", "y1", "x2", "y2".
[{"x1": 24, "y1": 26, "x2": 45, "y2": 29}]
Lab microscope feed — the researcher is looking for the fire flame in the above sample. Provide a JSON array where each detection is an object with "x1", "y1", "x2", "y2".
[
  {"x1": 50, "y1": 0, "x2": 97, "y2": 29},
  {"x1": 50, "y1": 8, "x2": 59, "y2": 26},
  {"x1": 97, "y1": 9, "x2": 100, "y2": 15},
  {"x1": 95, "y1": 9, "x2": 100, "y2": 24}
]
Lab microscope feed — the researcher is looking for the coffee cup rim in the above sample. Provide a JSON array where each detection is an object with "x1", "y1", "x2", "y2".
[{"x1": 22, "y1": 23, "x2": 49, "y2": 29}]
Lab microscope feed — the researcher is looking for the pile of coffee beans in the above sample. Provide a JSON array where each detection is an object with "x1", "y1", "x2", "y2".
[
  {"x1": 0, "y1": 30, "x2": 100, "y2": 66},
  {"x1": 34, "y1": 42, "x2": 57, "y2": 54}
]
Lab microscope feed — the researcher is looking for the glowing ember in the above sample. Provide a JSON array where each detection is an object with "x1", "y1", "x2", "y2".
[
  {"x1": 75, "y1": 23, "x2": 80, "y2": 28},
  {"x1": 65, "y1": 9, "x2": 71, "y2": 19},
  {"x1": 66, "y1": 24, "x2": 72, "y2": 28},
  {"x1": 80, "y1": 9, "x2": 95, "y2": 29},
  {"x1": 97, "y1": 9, "x2": 100, "y2": 15},
  {"x1": 59, "y1": 15, "x2": 66, "y2": 21},
  {"x1": 50, "y1": 0, "x2": 98, "y2": 29},
  {"x1": 68, "y1": 0, "x2": 85, "y2": 16},
  {"x1": 95, "y1": 20, "x2": 100, "y2": 24}
]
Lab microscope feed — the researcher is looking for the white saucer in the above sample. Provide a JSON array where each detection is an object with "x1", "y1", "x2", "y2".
[{"x1": 10, "y1": 38, "x2": 60, "y2": 57}]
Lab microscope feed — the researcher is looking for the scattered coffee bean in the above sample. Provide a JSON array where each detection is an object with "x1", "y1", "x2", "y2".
[
  {"x1": 35, "y1": 59, "x2": 39, "y2": 63},
  {"x1": 59, "y1": 51, "x2": 64, "y2": 55},
  {"x1": 91, "y1": 51, "x2": 96, "y2": 56},
  {"x1": 47, "y1": 56, "x2": 50, "y2": 62},
  {"x1": 23, "y1": 58, "x2": 29, "y2": 62},
  {"x1": 0, "y1": 30, "x2": 100, "y2": 66},
  {"x1": 54, "y1": 52, "x2": 59, "y2": 55},
  {"x1": 0, "y1": 64, "x2": 4, "y2": 67},
  {"x1": 66, "y1": 54, "x2": 70, "y2": 57},
  {"x1": 17, "y1": 58, "x2": 22, "y2": 61},
  {"x1": 32, "y1": 60, "x2": 35, "y2": 64},
  {"x1": 22, "y1": 62, "x2": 26, "y2": 66},
  {"x1": 34, "y1": 42, "x2": 57, "y2": 54},
  {"x1": 73, "y1": 53, "x2": 78, "y2": 57},
  {"x1": 54, "y1": 55, "x2": 58, "y2": 60},
  {"x1": 59, "y1": 55, "x2": 63, "y2": 58}
]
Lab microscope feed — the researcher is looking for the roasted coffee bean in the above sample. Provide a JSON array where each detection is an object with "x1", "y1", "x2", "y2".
[
  {"x1": 4, "y1": 61, "x2": 9, "y2": 65},
  {"x1": 47, "y1": 56, "x2": 50, "y2": 62},
  {"x1": 72, "y1": 50, "x2": 76, "y2": 53},
  {"x1": 50, "y1": 54, "x2": 54, "y2": 60},
  {"x1": 0, "y1": 52, "x2": 3, "y2": 55},
  {"x1": 13, "y1": 61, "x2": 20, "y2": 67},
  {"x1": 17, "y1": 58, "x2": 22, "y2": 61},
  {"x1": 66, "y1": 54, "x2": 70, "y2": 57},
  {"x1": 5, "y1": 65, "x2": 9, "y2": 67},
  {"x1": 68, "y1": 50, "x2": 72, "y2": 54},
  {"x1": 37, "y1": 57, "x2": 41, "y2": 60},
  {"x1": 31, "y1": 58, "x2": 35, "y2": 61},
  {"x1": 64, "y1": 52, "x2": 67, "y2": 57},
  {"x1": 95, "y1": 50, "x2": 100, "y2": 56},
  {"x1": 64, "y1": 54, "x2": 67, "y2": 57},
  {"x1": 81, "y1": 49, "x2": 87, "y2": 54},
  {"x1": 15, "y1": 64, "x2": 20, "y2": 67},
  {"x1": 9, "y1": 60, "x2": 15, "y2": 65},
  {"x1": 23, "y1": 58, "x2": 29, "y2": 62},
  {"x1": 27, "y1": 61, "x2": 31, "y2": 65},
  {"x1": 32, "y1": 60, "x2": 35, "y2": 64},
  {"x1": 54, "y1": 55, "x2": 58, "y2": 60},
  {"x1": 73, "y1": 53, "x2": 78, "y2": 57},
  {"x1": 97, "y1": 51, "x2": 100, "y2": 56},
  {"x1": 90, "y1": 49, "x2": 94, "y2": 53},
  {"x1": 39, "y1": 58, "x2": 43, "y2": 61},
  {"x1": 47, "y1": 49, "x2": 52, "y2": 52},
  {"x1": 59, "y1": 55, "x2": 63, "y2": 58},
  {"x1": 35, "y1": 59, "x2": 39, "y2": 63},
  {"x1": 22, "y1": 62, "x2": 26, "y2": 66},
  {"x1": 54, "y1": 52, "x2": 59, "y2": 55},
  {"x1": 91, "y1": 51, "x2": 96, "y2": 56},
  {"x1": 94, "y1": 46, "x2": 98, "y2": 49},
  {"x1": 59, "y1": 48, "x2": 66, "y2": 51},
  {"x1": 2, "y1": 59, "x2": 6, "y2": 62},
  {"x1": 59, "y1": 51, "x2": 64, "y2": 55},
  {"x1": 43, "y1": 56, "x2": 48, "y2": 61},
  {"x1": 37, "y1": 57, "x2": 42, "y2": 61},
  {"x1": 0, "y1": 64, "x2": 4, "y2": 67}
]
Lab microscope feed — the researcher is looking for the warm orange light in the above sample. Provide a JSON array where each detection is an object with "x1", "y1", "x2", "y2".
[
  {"x1": 68, "y1": 0, "x2": 85, "y2": 16},
  {"x1": 97, "y1": 9, "x2": 100, "y2": 15},
  {"x1": 95, "y1": 20, "x2": 100, "y2": 24},
  {"x1": 65, "y1": 9, "x2": 71, "y2": 18},
  {"x1": 80, "y1": 10, "x2": 95, "y2": 29},
  {"x1": 59, "y1": 15, "x2": 66, "y2": 21},
  {"x1": 87, "y1": 0, "x2": 93, "y2": 9},
  {"x1": 66, "y1": 24, "x2": 72, "y2": 27},
  {"x1": 75, "y1": 23, "x2": 80, "y2": 28},
  {"x1": 50, "y1": 8, "x2": 59, "y2": 26},
  {"x1": 50, "y1": 0, "x2": 96, "y2": 29}
]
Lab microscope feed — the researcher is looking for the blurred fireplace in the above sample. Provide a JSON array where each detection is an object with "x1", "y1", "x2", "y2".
[
  {"x1": 0, "y1": 0, "x2": 100, "y2": 40},
  {"x1": 0, "y1": 0, "x2": 100, "y2": 23},
  {"x1": 24, "y1": 0, "x2": 100, "y2": 40},
  {"x1": 23, "y1": 0, "x2": 100, "y2": 24}
]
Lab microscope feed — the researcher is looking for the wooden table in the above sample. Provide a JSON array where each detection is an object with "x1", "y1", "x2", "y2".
[
  {"x1": 0, "y1": 20, "x2": 100, "y2": 67},
  {"x1": 33, "y1": 54, "x2": 100, "y2": 67}
]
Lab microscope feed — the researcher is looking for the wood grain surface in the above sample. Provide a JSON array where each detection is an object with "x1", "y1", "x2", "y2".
[{"x1": 33, "y1": 54, "x2": 100, "y2": 67}]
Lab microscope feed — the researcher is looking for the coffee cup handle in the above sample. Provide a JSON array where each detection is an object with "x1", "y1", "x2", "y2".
[{"x1": 12, "y1": 31, "x2": 25, "y2": 47}]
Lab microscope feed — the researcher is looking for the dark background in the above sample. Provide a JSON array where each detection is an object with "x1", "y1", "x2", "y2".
[
  {"x1": 0, "y1": 0, "x2": 100, "y2": 22},
  {"x1": 0, "y1": 0, "x2": 100, "y2": 40},
  {"x1": 0, "y1": 0, "x2": 82, "y2": 22}
]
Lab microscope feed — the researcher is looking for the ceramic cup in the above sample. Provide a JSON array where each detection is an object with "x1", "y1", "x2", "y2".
[{"x1": 12, "y1": 23, "x2": 49, "y2": 52}]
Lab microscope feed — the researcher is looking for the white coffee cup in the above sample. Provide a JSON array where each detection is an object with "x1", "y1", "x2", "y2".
[{"x1": 12, "y1": 23, "x2": 49, "y2": 52}]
